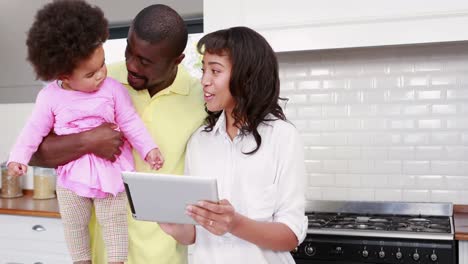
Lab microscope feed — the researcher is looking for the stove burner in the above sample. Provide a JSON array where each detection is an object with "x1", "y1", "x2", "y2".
[{"x1": 307, "y1": 213, "x2": 451, "y2": 234}]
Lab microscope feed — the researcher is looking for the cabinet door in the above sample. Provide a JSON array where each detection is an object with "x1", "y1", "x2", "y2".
[
  {"x1": 0, "y1": 249, "x2": 71, "y2": 264},
  {"x1": 0, "y1": 215, "x2": 72, "y2": 263},
  {"x1": 204, "y1": 0, "x2": 468, "y2": 51}
]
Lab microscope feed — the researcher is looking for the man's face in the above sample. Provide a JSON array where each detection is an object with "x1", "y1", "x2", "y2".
[{"x1": 124, "y1": 29, "x2": 179, "y2": 92}]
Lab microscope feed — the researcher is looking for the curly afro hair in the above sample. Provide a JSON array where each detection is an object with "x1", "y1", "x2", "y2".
[{"x1": 26, "y1": 0, "x2": 109, "y2": 81}]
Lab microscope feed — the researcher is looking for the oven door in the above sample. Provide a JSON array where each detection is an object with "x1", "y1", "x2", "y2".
[{"x1": 292, "y1": 234, "x2": 457, "y2": 264}]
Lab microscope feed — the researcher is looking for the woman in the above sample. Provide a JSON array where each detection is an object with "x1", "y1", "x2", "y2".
[{"x1": 160, "y1": 26, "x2": 307, "y2": 264}]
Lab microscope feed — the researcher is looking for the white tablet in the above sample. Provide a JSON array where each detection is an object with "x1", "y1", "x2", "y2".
[{"x1": 122, "y1": 171, "x2": 218, "y2": 225}]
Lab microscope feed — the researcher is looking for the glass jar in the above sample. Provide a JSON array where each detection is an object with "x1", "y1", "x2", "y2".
[
  {"x1": 1, "y1": 162, "x2": 23, "y2": 198},
  {"x1": 33, "y1": 167, "x2": 56, "y2": 200}
]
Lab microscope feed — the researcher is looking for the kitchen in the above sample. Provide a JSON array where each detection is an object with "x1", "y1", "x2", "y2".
[{"x1": 1, "y1": 0, "x2": 468, "y2": 263}]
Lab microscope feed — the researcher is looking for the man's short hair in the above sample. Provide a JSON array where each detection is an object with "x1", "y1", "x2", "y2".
[{"x1": 133, "y1": 4, "x2": 188, "y2": 57}]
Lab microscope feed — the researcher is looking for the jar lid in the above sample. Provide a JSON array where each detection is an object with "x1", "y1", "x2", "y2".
[{"x1": 33, "y1": 166, "x2": 56, "y2": 176}]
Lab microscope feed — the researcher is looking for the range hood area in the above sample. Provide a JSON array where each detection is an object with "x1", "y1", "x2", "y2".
[{"x1": 204, "y1": 0, "x2": 468, "y2": 52}]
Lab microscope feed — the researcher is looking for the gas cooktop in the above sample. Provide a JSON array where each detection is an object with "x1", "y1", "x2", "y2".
[{"x1": 305, "y1": 201, "x2": 454, "y2": 240}]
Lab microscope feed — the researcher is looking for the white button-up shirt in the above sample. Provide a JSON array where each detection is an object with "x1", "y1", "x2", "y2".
[{"x1": 185, "y1": 112, "x2": 307, "y2": 264}]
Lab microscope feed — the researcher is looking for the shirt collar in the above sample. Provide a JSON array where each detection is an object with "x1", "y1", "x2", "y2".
[
  {"x1": 213, "y1": 111, "x2": 226, "y2": 134},
  {"x1": 155, "y1": 65, "x2": 191, "y2": 97},
  {"x1": 112, "y1": 62, "x2": 191, "y2": 97}
]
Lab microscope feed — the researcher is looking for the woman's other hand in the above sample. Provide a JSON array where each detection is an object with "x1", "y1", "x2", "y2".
[{"x1": 187, "y1": 199, "x2": 239, "y2": 236}]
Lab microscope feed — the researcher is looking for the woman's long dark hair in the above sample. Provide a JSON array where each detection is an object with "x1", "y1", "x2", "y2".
[{"x1": 197, "y1": 27, "x2": 287, "y2": 155}]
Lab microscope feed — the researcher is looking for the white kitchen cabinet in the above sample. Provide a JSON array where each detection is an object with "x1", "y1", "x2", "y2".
[
  {"x1": 460, "y1": 241, "x2": 468, "y2": 264},
  {"x1": 204, "y1": 0, "x2": 468, "y2": 52},
  {"x1": 0, "y1": 214, "x2": 71, "y2": 264}
]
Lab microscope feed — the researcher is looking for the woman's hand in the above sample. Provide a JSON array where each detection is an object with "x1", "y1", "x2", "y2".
[{"x1": 187, "y1": 199, "x2": 239, "y2": 236}]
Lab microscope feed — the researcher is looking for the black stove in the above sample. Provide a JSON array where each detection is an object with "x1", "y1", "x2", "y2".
[{"x1": 292, "y1": 201, "x2": 457, "y2": 264}]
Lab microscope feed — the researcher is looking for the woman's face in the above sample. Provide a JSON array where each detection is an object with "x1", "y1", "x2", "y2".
[{"x1": 201, "y1": 52, "x2": 236, "y2": 113}]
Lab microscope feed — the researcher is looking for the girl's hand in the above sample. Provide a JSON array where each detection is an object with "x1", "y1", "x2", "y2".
[
  {"x1": 7, "y1": 162, "x2": 27, "y2": 176},
  {"x1": 145, "y1": 148, "x2": 164, "y2": 170},
  {"x1": 186, "y1": 199, "x2": 239, "y2": 236},
  {"x1": 159, "y1": 223, "x2": 183, "y2": 236}
]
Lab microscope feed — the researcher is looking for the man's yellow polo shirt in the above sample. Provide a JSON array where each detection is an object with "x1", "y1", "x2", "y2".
[{"x1": 90, "y1": 62, "x2": 206, "y2": 264}]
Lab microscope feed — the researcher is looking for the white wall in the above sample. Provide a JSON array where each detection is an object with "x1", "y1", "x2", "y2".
[{"x1": 278, "y1": 41, "x2": 468, "y2": 204}]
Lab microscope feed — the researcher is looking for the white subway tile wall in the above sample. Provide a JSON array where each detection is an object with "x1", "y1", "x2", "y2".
[{"x1": 278, "y1": 42, "x2": 468, "y2": 204}]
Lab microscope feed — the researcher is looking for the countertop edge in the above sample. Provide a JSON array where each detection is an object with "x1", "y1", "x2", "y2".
[
  {"x1": 454, "y1": 204, "x2": 468, "y2": 241},
  {"x1": 0, "y1": 189, "x2": 61, "y2": 218}
]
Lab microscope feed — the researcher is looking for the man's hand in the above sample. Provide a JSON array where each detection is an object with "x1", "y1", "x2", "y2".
[{"x1": 84, "y1": 123, "x2": 124, "y2": 162}]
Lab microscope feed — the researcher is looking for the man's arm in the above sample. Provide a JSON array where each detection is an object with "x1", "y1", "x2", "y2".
[{"x1": 29, "y1": 123, "x2": 124, "y2": 168}]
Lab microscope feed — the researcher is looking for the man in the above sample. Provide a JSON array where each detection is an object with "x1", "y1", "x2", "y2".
[{"x1": 31, "y1": 4, "x2": 206, "y2": 264}]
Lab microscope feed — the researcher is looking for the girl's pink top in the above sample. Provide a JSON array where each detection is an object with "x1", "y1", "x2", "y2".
[{"x1": 8, "y1": 77, "x2": 157, "y2": 198}]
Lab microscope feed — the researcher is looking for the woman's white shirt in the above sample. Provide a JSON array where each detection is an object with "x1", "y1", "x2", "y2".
[{"x1": 185, "y1": 113, "x2": 307, "y2": 264}]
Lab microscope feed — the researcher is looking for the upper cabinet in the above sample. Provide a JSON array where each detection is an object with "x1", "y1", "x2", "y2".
[{"x1": 204, "y1": 0, "x2": 468, "y2": 52}]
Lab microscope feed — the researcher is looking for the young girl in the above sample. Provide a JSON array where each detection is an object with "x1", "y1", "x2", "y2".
[
  {"x1": 7, "y1": 1, "x2": 163, "y2": 263},
  {"x1": 159, "y1": 27, "x2": 307, "y2": 263}
]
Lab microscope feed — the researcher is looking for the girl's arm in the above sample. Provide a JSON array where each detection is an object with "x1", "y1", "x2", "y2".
[{"x1": 111, "y1": 79, "x2": 157, "y2": 160}]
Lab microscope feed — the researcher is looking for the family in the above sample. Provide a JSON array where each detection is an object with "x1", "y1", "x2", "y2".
[{"x1": 6, "y1": 1, "x2": 306, "y2": 263}]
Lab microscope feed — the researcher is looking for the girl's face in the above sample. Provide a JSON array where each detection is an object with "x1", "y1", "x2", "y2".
[
  {"x1": 201, "y1": 52, "x2": 235, "y2": 113},
  {"x1": 61, "y1": 45, "x2": 107, "y2": 93}
]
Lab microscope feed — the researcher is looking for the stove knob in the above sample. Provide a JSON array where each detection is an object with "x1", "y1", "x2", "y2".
[
  {"x1": 412, "y1": 252, "x2": 420, "y2": 261},
  {"x1": 362, "y1": 249, "x2": 369, "y2": 258},
  {"x1": 395, "y1": 251, "x2": 403, "y2": 260},
  {"x1": 378, "y1": 250, "x2": 385, "y2": 259},
  {"x1": 430, "y1": 253, "x2": 438, "y2": 262},
  {"x1": 305, "y1": 245, "x2": 316, "y2": 256}
]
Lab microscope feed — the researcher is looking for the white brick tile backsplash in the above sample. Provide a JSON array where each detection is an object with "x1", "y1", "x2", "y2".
[
  {"x1": 432, "y1": 104, "x2": 457, "y2": 115},
  {"x1": 415, "y1": 146, "x2": 443, "y2": 160},
  {"x1": 323, "y1": 160, "x2": 348, "y2": 173},
  {"x1": 375, "y1": 189, "x2": 402, "y2": 201},
  {"x1": 402, "y1": 189, "x2": 430, "y2": 202},
  {"x1": 360, "y1": 174, "x2": 388, "y2": 188},
  {"x1": 321, "y1": 187, "x2": 350, "y2": 200},
  {"x1": 374, "y1": 160, "x2": 402, "y2": 174},
  {"x1": 445, "y1": 146, "x2": 468, "y2": 160},
  {"x1": 306, "y1": 187, "x2": 323, "y2": 200},
  {"x1": 431, "y1": 161, "x2": 460, "y2": 175},
  {"x1": 403, "y1": 160, "x2": 431, "y2": 175},
  {"x1": 417, "y1": 119, "x2": 442, "y2": 129},
  {"x1": 280, "y1": 43, "x2": 468, "y2": 204},
  {"x1": 297, "y1": 80, "x2": 321, "y2": 90},
  {"x1": 403, "y1": 105, "x2": 430, "y2": 115},
  {"x1": 430, "y1": 190, "x2": 459, "y2": 203},
  {"x1": 416, "y1": 175, "x2": 446, "y2": 189},
  {"x1": 309, "y1": 173, "x2": 335, "y2": 187},
  {"x1": 386, "y1": 175, "x2": 417, "y2": 188},
  {"x1": 403, "y1": 133, "x2": 429, "y2": 145},
  {"x1": 335, "y1": 174, "x2": 361, "y2": 187},
  {"x1": 387, "y1": 90, "x2": 415, "y2": 101},
  {"x1": 388, "y1": 147, "x2": 414, "y2": 160},
  {"x1": 431, "y1": 132, "x2": 460, "y2": 145},
  {"x1": 348, "y1": 189, "x2": 375, "y2": 201},
  {"x1": 414, "y1": 62, "x2": 443, "y2": 72},
  {"x1": 431, "y1": 75, "x2": 457, "y2": 86},
  {"x1": 405, "y1": 76, "x2": 428, "y2": 87},
  {"x1": 446, "y1": 176, "x2": 468, "y2": 189},
  {"x1": 334, "y1": 147, "x2": 360, "y2": 159},
  {"x1": 361, "y1": 147, "x2": 388, "y2": 159}
]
